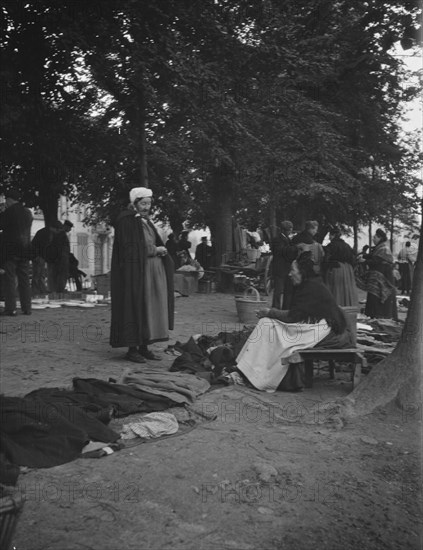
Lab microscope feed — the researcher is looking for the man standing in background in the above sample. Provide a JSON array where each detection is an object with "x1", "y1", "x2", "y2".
[
  {"x1": 195, "y1": 236, "x2": 212, "y2": 270},
  {"x1": 31, "y1": 224, "x2": 51, "y2": 296},
  {"x1": 397, "y1": 241, "x2": 413, "y2": 295},
  {"x1": 270, "y1": 220, "x2": 298, "y2": 309},
  {"x1": 0, "y1": 190, "x2": 33, "y2": 315},
  {"x1": 49, "y1": 221, "x2": 71, "y2": 293}
]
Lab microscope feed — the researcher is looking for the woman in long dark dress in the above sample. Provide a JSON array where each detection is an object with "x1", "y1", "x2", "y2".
[
  {"x1": 363, "y1": 228, "x2": 397, "y2": 320},
  {"x1": 323, "y1": 228, "x2": 358, "y2": 307}
]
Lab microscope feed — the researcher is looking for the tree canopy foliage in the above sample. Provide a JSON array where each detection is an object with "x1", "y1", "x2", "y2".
[{"x1": 1, "y1": 0, "x2": 421, "y2": 248}]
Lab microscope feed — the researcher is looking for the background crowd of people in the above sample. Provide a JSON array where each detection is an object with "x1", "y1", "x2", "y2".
[
  {"x1": 0, "y1": 191, "x2": 87, "y2": 316},
  {"x1": 165, "y1": 231, "x2": 216, "y2": 272},
  {"x1": 269, "y1": 219, "x2": 416, "y2": 323},
  {"x1": 0, "y1": 188, "x2": 417, "y2": 326}
]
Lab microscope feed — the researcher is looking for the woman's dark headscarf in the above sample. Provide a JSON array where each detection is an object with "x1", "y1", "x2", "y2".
[
  {"x1": 289, "y1": 251, "x2": 347, "y2": 334},
  {"x1": 375, "y1": 228, "x2": 387, "y2": 242},
  {"x1": 296, "y1": 252, "x2": 316, "y2": 281},
  {"x1": 329, "y1": 227, "x2": 341, "y2": 239}
]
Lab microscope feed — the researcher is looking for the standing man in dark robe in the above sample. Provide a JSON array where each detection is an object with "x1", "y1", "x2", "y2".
[
  {"x1": 69, "y1": 253, "x2": 86, "y2": 291},
  {"x1": 46, "y1": 221, "x2": 70, "y2": 293},
  {"x1": 110, "y1": 187, "x2": 174, "y2": 363},
  {"x1": 397, "y1": 241, "x2": 413, "y2": 295},
  {"x1": 31, "y1": 225, "x2": 52, "y2": 296},
  {"x1": 195, "y1": 236, "x2": 212, "y2": 270},
  {"x1": 165, "y1": 233, "x2": 179, "y2": 270},
  {"x1": 270, "y1": 220, "x2": 298, "y2": 309},
  {"x1": 0, "y1": 190, "x2": 33, "y2": 315},
  {"x1": 177, "y1": 231, "x2": 192, "y2": 260}
]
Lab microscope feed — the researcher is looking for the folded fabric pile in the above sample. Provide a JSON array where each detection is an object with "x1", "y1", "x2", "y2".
[
  {"x1": 121, "y1": 412, "x2": 179, "y2": 440},
  {"x1": 0, "y1": 372, "x2": 211, "y2": 484}
]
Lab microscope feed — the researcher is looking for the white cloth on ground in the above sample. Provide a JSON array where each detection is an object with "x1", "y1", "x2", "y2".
[
  {"x1": 236, "y1": 318, "x2": 331, "y2": 392},
  {"x1": 121, "y1": 412, "x2": 179, "y2": 440}
]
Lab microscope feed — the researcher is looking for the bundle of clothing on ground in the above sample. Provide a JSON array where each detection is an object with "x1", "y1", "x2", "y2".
[
  {"x1": 169, "y1": 329, "x2": 254, "y2": 383},
  {"x1": 0, "y1": 370, "x2": 211, "y2": 485},
  {"x1": 170, "y1": 319, "x2": 355, "y2": 392}
]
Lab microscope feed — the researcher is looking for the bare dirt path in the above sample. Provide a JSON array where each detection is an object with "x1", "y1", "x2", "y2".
[{"x1": 1, "y1": 292, "x2": 421, "y2": 550}]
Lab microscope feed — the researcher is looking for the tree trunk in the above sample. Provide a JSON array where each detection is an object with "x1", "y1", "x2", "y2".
[
  {"x1": 390, "y1": 209, "x2": 394, "y2": 251},
  {"x1": 39, "y1": 186, "x2": 59, "y2": 227},
  {"x1": 167, "y1": 212, "x2": 184, "y2": 239},
  {"x1": 135, "y1": 87, "x2": 149, "y2": 187},
  {"x1": 139, "y1": 117, "x2": 148, "y2": 188},
  {"x1": 353, "y1": 219, "x2": 358, "y2": 254},
  {"x1": 212, "y1": 175, "x2": 233, "y2": 265},
  {"x1": 268, "y1": 203, "x2": 277, "y2": 240},
  {"x1": 294, "y1": 203, "x2": 307, "y2": 232},
  {"x1": 340, "y1": 214, "x2": 423, "y2": 418}
]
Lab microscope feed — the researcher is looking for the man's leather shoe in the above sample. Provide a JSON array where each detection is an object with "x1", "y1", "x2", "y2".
[{"x1": 0, "y1": 310, "x2": 17, "y2": 316}]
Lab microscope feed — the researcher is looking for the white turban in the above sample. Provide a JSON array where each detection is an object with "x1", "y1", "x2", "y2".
[{"x1": 129, "y1": 187, "x2": 153, "y2": 203}]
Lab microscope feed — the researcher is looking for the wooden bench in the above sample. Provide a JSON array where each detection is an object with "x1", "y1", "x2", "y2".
[
  {"x1": 298, "y1": 305, "x2": 367, "y2": 389},
  {"x1": 299, "y1": 348, "x2": 366, "y2": 389}
]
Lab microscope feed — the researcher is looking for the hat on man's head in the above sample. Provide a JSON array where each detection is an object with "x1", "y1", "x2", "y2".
[
  {"x1": 129, "y1": 187, "x2": 153, "y2": 204},
  {"x1": 280, "y1": 220, "x2": 293, "y2": 233},
  {"x1": 63, "y1": 220, "x2": 74, "y2": 228},
  {"x1": 5, "y1": 189, "x2": 20, "y2": 201}
]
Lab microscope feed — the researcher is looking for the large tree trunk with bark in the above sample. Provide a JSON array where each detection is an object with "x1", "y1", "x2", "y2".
[
  {"x1": 340, "y1": 215, "x2": 423, "y2": 419},
  {"x1": 268, "y1": 203, "x2": 277, "y2": 240},
  {"x1": 211, "y1": 174, "x2": 233, "y2": 265},
  {"x1": 353, "y1": 219, "x2": 358, "y2": 253},
  {"x1": 139, "y1": 117, "x2": 148, "y2": 188},
  {"x1": 167, "y1": 211, "x2": 184, "y2": 239},
  {"x1": 39, "y1": 184, "x2": 60, "y2": 227}
]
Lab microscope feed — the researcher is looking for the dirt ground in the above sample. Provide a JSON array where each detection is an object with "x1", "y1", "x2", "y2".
[{"x1": 1, "y1": 291, "x2": 422, "y2": 550}]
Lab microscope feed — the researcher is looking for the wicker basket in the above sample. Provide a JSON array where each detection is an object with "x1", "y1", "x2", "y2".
[
  {"x1": 235, "y1": 287, "x2": 268, "y2": 324},
  {"x1": 0, "y1": 492, "x2": 25, "y2": 550}
]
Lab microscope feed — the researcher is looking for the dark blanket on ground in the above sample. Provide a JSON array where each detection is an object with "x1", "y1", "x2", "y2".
[
  {"x1": 0, "y1": 394, "x2": 119, "y2": 471},
  {"x1": 0, "y1": 376, "x2": 193, "y2": 482}
]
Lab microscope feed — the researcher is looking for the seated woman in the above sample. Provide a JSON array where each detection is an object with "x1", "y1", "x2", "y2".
[
  {"x1": 176, "y1": 250, "x2": 204, "y2": 279},
  {"x1": 235, "y1": 252, "x2": 354, "y2": 392}
]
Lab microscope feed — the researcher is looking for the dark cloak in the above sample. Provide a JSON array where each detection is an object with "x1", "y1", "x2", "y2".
[
  {"x1": 324, "y1": 237, "x2": 355, "y2": 266},
  {"x1": 110, "y1": 209, "x2": 174, "y2": 348}
]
